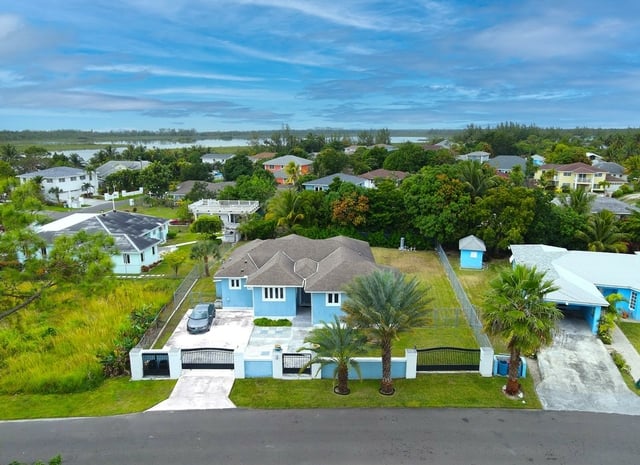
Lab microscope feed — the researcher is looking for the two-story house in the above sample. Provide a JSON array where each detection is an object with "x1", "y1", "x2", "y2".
[
  {"x1": 18, "y1": 167, "x2": 99, "y2": 206},
  {"x1": 534, "y1": 162, "x2": 611, "y2": 193},
  {"x1": 262, "y1": 155, "x2": 313, "y2": 184}
]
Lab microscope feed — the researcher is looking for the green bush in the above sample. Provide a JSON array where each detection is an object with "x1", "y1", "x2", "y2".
[
  {"x1": 611, "y1": 350, "x2": 630, "y2": 374},
  {"x1": 253, "y1": 317, "x2": 292, "y2": 327}
]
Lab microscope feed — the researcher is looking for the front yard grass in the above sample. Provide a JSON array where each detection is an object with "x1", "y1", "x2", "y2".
[
  {"x1": 230, "y1": 373, "x2": 540, "y2": 409},
  {"x1": 0, "y1": 377, "x2": 176, "y2": 420},
  {"x1": 618, "y1": 321, "x2": 640, "y2": 353}
]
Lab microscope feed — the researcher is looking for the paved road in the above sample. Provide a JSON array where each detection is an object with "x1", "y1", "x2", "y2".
[{"x1": 2, "y1": 409, "x2": 639, "y2": 465}]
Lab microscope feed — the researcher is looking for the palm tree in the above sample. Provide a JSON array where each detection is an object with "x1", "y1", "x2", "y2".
[
  {"x1": 342, "y1": 269, "x2": 431, "y2": 395},
  {"x1": 483, "y1": 264, "x2": 562, "y2": 396},
  {"x1": 575, "y1": 210, "x2": 629, "y2": 252},
  {"x1": 300, "y1": 315, "x2": 368, "y2": 395},
  {"x1": 598, "y1": 293, "x2": 627, "y2": 343},
  {"x1": 557, "y1": 188, "x2": 594, "y2": 216},
  {"x1": 48, "y1": 186, "x2": 63, "y2": 205},
  {"x1": 265, "y1": 189, "x2": 304, "y2": 231},
  {"x1": 284, "y1": 161, "x2": 301, "y2": 186},
  {"x1": 189, "y1": 240, "x2": 220, "y2": 277},
  {"x1": 456, "y1": 160, "x2": 497, "y2": 201}
]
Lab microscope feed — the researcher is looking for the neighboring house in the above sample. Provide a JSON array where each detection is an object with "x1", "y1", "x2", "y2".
[
  {"x1": 531, "y1": 154, "x2": 545, "y2": 166},
  {"x1": 262, "y1": 155, "x2": 313, "y2": 184},
  {"x1": 456, "y1": 151, "x2": 491, "y2": 163},
  {"x1": 458, "y1": 235, "x2": 486, "y2": 270},
  {"x1": 586, "y1": 152, "x2": 605, "y2": 164},
  {"x1": 188, "y1": 199, "x2": 260, "y2": 243},
  {"x1": 95, "y1": 160, "x2": 150, "y2": 184},
  {"x1": 201, "y1": 153, "x2": 235, "y2": 165},
  {"x1": 36, "y1": 211, "x2": 168, "y2": 274},
  {"x1": 168, "y1": 180, "x2": 234, "y2": 202},
  {"x1": 344, "y1": 145, "x2": 364, "y2": 155},
  {"x1": 302, "y1": 173, "x2": 368, "y2": 191},
  {"x1": 359, "y1": 168, "x2": 409, "y2": 187},
  {"x1": 592, "y1": 161, "x2": 627, "y2": 180},
  {"x1": 534, "y1": 162, "x2": 614, "y2": 194},
  {"x1": 214, "y1": 234, "x2": 381, "y2": 324},
  {"x1": 590, "y1": 196, "x2": 640, "y2": 217},
  {"x1": 249, "y1": 152, "x2": 276, "y2": 163},
  {"x1": 18, "y1": 167, "x2": 99, "y2": 206},
  {"x1": 509, "y1": 244, "x2": 640, "y2": 333},
  {"x1": 485, "y1": 155, "x2": 526, "y2": 174}
]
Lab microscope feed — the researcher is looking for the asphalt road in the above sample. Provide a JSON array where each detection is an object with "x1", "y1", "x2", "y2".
[{"x1": 2, "y1": 409, "x2": 639, "y2": 465}]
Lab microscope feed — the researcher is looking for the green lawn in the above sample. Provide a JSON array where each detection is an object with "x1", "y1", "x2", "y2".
[
  {"x1": 0, "y1": 377, "x2": 176, "y2": 420},
  {"x1": 618, "y1": 321, "x2": 640, "y2": 353},
  {"x1": 230, "y1": 373, "x2": 540, "y2": 409}
]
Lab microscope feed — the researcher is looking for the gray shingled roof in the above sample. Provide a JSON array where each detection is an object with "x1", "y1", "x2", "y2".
[
  {"x1": 19, "y1": 166, "x2": 87, "y2": 179},
  {"x1": 215, "y1": 234, "x2": 380, "y2": 292},
  {"x1": 458, "y1": 235, "x2": 486, "y2": 251},
  {"x1": 302, "y1": 173, "x2": 367, "y2": 188},
  {"x1": 95, "y1": 160, "x2": 150, "y2": 179},
  {"x1": 37, "y1": 211, "x2": 167, "y2": 253}
]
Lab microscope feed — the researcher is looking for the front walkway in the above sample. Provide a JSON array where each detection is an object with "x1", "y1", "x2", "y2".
[{"x1": 610, "y1": 323, "x2": 640, "y2": 383}]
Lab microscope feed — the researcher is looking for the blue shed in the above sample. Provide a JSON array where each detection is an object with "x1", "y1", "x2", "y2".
[{"x1": 459, "y1": 235, "x2": 486, "y2": 270}]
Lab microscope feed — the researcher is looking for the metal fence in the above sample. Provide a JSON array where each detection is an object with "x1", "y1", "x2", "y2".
[
  {"x1": 136, "y1": 265, "x2": 201, "y2": 349},
  {"x1": 435, "y1": 243, "x2": 492, "y2": 348}
]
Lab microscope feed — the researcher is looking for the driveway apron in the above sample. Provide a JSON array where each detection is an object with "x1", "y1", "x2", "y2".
[{"x1": 535, "y1": 318, "x2": 640, "y2": 415}]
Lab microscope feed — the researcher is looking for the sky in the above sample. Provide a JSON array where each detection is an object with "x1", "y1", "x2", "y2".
[{"x1": 2, "y1": 0, "x2": 640, "y2": 132}]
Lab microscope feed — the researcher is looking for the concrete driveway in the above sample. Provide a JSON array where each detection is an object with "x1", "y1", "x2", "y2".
[{"x1": 535, "y1": 318, "x2": 640, "y2": 415}]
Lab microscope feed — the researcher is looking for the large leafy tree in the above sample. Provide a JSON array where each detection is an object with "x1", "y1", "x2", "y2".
[
  {"x1": 483, "y1": 264, "x2": 561, "y2": 395},
  {"x1": 455, "y1": 160, "x2": 498, "y2": 201},
  {"x1": 265, "y1": 189, "x2": 305, "y2": 232},
  {"x1": 383, "y1": 142, "x2": 427, "y2": 172},
  {"x1": 342, "y1": 269, "x2": 431, "y2": 395},
  {"x1": 190, "y1": 215, "x2": 223, "y2": 240},
  {"x1": 575, "y1": 210, "x2": 629, "y2": 253},
  {"x1": 0, "y1": 230, "x2": 116, "y2": 321},
  {"x1": 313, "y1": 147, "x2": 348, "y2": 177},
  {"x1": 222, "y1": 154, "x2": 254, "y2": 181},
  {"x1": 138, "y1": 162, "x2": 173, "y2": 197},
  {"x1": 301, "y1": 315, "x2": 368, "y2": 395}
]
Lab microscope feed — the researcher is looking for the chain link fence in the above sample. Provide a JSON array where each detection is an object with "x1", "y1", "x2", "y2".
[{"x1": 435, "y1": 243, "x2": 492, "y2": 348}]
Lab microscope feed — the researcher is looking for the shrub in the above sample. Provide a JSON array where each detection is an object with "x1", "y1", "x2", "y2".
[
  {"x1": 610, "y1": 350, "x2": 630, "y2": 374},
  {"x1": 253, "y1": 317, "x2": 292, "y2": 327}
]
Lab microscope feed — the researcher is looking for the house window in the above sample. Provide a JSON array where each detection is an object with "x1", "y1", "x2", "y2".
[
  {"x1": 630, "y1": 292, "x2": 637, "y2": 311},
  {"x1": 123, "y1": 254, "x2": 131, "y2": 264},
  {"x1": 46, "y1": 178, "x2": 53, "y2": 183},
  {"x1": 326, "y1": 293, "x2": 341, "y2": 306},
  {"x1": 140, "y1": 252, "x2": 144, "y2": 262},
  {"x1": 80, "y1": 175, "x2": 86, "y2": 180},
  {"x1": 70, "y1": 176, "x2": 77, "y2": 181},
  {"x1": 263, "y1": 287, "x2": 285, "y2": 301},
  {"x1": 40, "y1": 247, "x2": 47, "y2": 257},
  {"x1": 469, "y1": 251, "x2": 478, "y2": 258},
  {"x1": 152, "y1": 246, "x2": 156, "y2": 255},
  {"x1": 58, "y1": 178, "x2": 65, "y2": 182},
  {"x1": 563, "y1": 172, "x2": 571, "y2": 176},
  {"x1": 230, "y1": 279, "x2": 241, "y2": 289}
]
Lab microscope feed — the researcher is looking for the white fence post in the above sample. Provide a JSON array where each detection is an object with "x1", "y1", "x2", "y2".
[
  {"x1": 479, "y1": 346, "x2": 494, "y2": 377},
  {"x1": 405, "y1": 348, "x2": 417, "y2": 379},
  {"x1": 234, "y1": 351, "x2": 245, "y2": 379},
  {"x1": 272, "y1": 347, "x2": 283, "y2": 379},
  {"x1": 311, "y1": 362, "x2": 322, "y2": 379},
  {"x1": 168, "y1": 348, "x2": 182, "y2": 379},
  {"x1": 129, "y1": 348, "x2": 143, "y2": 380}
]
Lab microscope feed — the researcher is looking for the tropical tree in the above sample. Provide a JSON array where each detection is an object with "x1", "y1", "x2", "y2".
[
  {"x1": 455, "y1": 160, "x2": 497, "y2": 201},
  {"x1": 483, "y1": 264, "x2": 562, "y2": 395},
  {"x1": 300, "y1": 315, "x2": 368, "y2": 395},
  {"x1": 575, "y1": 210, "x2": 629, "y2": 252},
  {"x1": 557, "y1": 188, "x2": 594, "y2": 216},
  {"x1": 342, "y1": 269, "x2": 432, "y2": 395},
  {"x1": 190, "y1": 240, "x2": 220, "y2": 277},
  {"x1": 265, "y1": 189, "x2": 304, "y2": 232},
  {"x1": 598, "y1": 293, "x2": 627, "y2": 344},
  {"x1": 48, "y1": 186, "x2": 63, "y2": 204},
  {"x1": 190, "y1": 215, "x2": 223, "y2": 240}
]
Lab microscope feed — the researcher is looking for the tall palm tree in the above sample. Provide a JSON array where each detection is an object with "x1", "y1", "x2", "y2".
[
  {"x1": 484, "y1": 264, "x2": 562, "y2": 395},
  {"x1": 557, "y1": 188, "x2": 594, "y2": 216},
  {"x1": 342, "y1": 269, "x2": 431, "y2": 395},
  {"x1": 265, "y1": 189, "x2": 305, "y2": 231},
  {"x1": 190, "y1": 240, "x2": 220, "y2": 277},
  {"x1": 575, "y1": 210, "x2": 629, "y2": 252},
  {"x1": 300, "y1": 315, "x2": 368, "y2": 395},
  {"x1": 456, "y1": 160, "x2": 497, "y2": 201},
  {"x1": 284, "y1": 161, "x2": 301, "y2": 186}
]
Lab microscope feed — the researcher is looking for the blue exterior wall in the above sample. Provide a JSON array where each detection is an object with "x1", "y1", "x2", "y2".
[
  {"x1": 252, "y1": 287, "x2": 297, "y2": 317},
  {"x1": 460, "y1": 249, "x2": 483, "y2": 269},
  {"x1": 599, "y1": 287, "x2": 640, "y2": 319},
  {"x1": 311, "y1": 293, "x2": 344, "y2": 324},
  {"x1": 113, "y1": 244, "x2": 160, "y2": 274},
  {"x1": 320, "y1": 358, "x2": 407, "y2": 380},
  {"x1": 559, "y1": 304, "x2": 600, "y2": 334},
  {"x1": 216, "y1": 278, "x2": 253, "y2": 308},
  {"x1": 244, "y1": 359, "x2": 273, "y2": 378}
]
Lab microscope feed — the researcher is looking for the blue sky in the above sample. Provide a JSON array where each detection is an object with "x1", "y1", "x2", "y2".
[{"x1": 2, "y1": 0, "x2": 640, "y2": 132}]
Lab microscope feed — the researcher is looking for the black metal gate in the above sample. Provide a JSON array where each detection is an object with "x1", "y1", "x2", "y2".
[
  {"x1": 416, "y1": 347, "x2": 480, "y2": 372},
  {"x1": 181, "y1": 348, "x2": 234, "y2": 369},
  {"x1": 143, "y1": 352, "x2": 170, "y2": 377},
  {"x1": 282, "y1": 353, "x2": 311, "y2": 375}
]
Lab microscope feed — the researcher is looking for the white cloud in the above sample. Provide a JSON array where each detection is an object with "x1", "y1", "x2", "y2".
[{"x1": 85, "y1": 64, "x2": 261, "y2": 82}]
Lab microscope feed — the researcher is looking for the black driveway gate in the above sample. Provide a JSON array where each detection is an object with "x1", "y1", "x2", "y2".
[
  {"x1": 282, "y1": 353, "x2": 311, "y2": 375},
  {"x1": 181, "y1": 348, "x2": 234, "y2": 369},
  {"x1": 143, "y1": 352, "x2": 170, "y2": 377},
  {"x1": 416, "y1": 347, "x2": 480, "y2": 372}
]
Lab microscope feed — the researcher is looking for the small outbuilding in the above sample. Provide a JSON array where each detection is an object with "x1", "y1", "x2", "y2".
[{"x1": 459, "y1": 235, "x2": 486, "y2": 270}]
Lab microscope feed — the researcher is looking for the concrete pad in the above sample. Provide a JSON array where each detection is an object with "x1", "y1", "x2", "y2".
[
  {"x1": 148, "y1": 370, "x2": 236, "y2": 411},
  {"x1": 535, "y1": 318, "x2": 640, "y2": 415}
]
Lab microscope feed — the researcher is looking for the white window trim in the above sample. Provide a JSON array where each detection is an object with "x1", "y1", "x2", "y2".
[
  {"x1": 263, "y1": 287, "x2": 285, "y2": 301},
  {"x1": 326, "y1": 292, "x2": 341, "y2": 306},
  {"x1": 230, "y1": 278, "x2": 241, "y2": 289}
]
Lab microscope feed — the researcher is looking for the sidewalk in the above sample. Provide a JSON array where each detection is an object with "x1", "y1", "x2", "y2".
[{"x1": 610, "y1": 324, "x2": 640, "y2": 383}]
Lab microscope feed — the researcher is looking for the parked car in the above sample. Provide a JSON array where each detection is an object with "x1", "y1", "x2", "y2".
[
  {"x1": 186, "y1": 303, "x2": 215, "y2": 334},
  {"x1": 169, "y1": 218, "x2": 189, "y2": 225}
]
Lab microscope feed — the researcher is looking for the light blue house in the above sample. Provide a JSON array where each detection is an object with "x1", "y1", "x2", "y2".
[
  {"x1": 214, "y1": 235, "x2": 381, "y2": 324},
  {"x1": 302, "y1": 173, "x2": 369, "y2": 191},
  {"x1": 509, "y1": 245, "x2": 640, "y2": 333},
  {"x1": 36, "y1": 211, "x2": 169, "y2": 274},
  {"x1": 459, "y1": 235, "x2": 486, "y2": 270}
]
